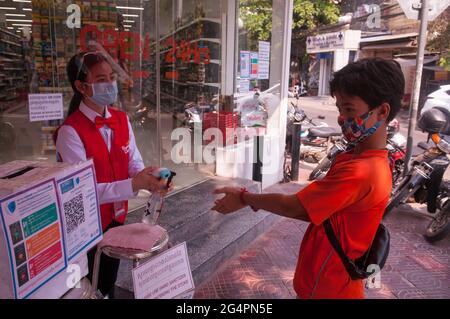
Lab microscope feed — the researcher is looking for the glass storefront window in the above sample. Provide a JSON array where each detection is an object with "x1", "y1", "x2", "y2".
[
  {"x1": 0, "y1": 0, "x2": 225, "y2": 210},
  {"x1": 0, "y1": 0, "x2": 292, "y2": 208}
]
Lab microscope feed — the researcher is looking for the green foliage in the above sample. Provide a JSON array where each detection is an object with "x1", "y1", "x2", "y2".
[
  {"x1": 427, "y1": 9, "x2": 450, "y2": 71},
  {"x1": 239, "y1": 0, "x2": 340, "y2": 42},
  {"x1": 439, "y1": 55, "x2": 450, "y2": 71}
]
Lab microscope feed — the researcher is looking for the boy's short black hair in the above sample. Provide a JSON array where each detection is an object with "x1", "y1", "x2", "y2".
[{"x1": 330, "y1": 58, "x2": 405, "y2": 122}]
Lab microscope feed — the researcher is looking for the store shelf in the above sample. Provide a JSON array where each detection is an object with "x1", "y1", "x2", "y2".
[
  {"x1": 158, "y1": 38, "x2": 221, "y2": 56},
  {"x1": 158, "y1": 18, "x2": 221, "y2": 43},
  {"x1": 0, "y1": 28, "x2": 21, "y2": 39},
  {"x1": 4, "y1": 67, "x2": 25, "y2": 71},
  {"x1": 161, "y1": 79, "x2": 219, "y2": 88},
  {"x1": 186, "y1": 81, "x2": 220, "y2": 88},
  {"x1": 160, "y1": 92, "x2": 190, "y2": 105},
  {"x1": 145, "y1": 13, "x2": 221, "y2": 109},
  {"x1": 161, "y1": 79, "x2": 189, "y2": 86},
  {"x1": 189, "y1": 59, "x2": 220, "y2": 65},
  {"x1": 0, "y1": 51, "x2": 22, "y2": 58},
  {"x1": 192, "y1": 38, "x2": 220, "y2": 44},
  {"x1": 0, "y1": 29, "x2": 27, "y2": 103},
  {"x1": 1, "y1": 39, "x2": 22, "y2": 48}
]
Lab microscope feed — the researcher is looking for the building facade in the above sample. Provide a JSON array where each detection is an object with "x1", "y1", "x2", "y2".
[{"x1": 0, "y1": 0, "x2": 294, "y2": 210}]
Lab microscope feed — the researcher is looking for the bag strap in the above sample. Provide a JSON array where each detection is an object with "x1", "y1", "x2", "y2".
[
  {"x1": 323, "y1": 219, "x2": 368, "y2": 279},
  {"x1": 323, "y1": 219, "x2": 354, "y2": 267},
  {"x1": 323, "y1": 219, "x2": 388, "y2": 280}
]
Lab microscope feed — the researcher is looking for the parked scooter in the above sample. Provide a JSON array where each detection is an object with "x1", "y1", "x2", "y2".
[
  {"x1": 182, "y1": 102, "x2": 203, "y2": 131},
  {"x1": 293, "y1": 81, "x2": 308, "y2": 98},
  {"x1": 386, "y1": 119, "x2": 407, "y2": 186},
  {"x1": 384, "y1": 108, "x2": 450, "y2": 242},
  {"x1": 286, "y1": 97, "x2": 342, "y2": 163}
]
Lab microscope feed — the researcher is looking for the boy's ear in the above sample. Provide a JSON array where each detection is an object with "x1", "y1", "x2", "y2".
[{"x1": 378, "y1": 102, "x2": 391, "y2": 121}]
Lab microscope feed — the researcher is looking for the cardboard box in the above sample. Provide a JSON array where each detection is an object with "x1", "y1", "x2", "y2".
[{"x1": 0, "y1": 159, "x2": 102, "y2": 299}]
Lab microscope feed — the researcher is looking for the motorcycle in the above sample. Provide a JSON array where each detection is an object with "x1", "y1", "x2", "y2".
[
  {"x1": 308, "y1": 119, "x2": 407, "y2": 182},
  {"x1": 181, "y1": 97, "x2": 219, "y2": 132},
  {"x1": 384, "y1": 108, "x2": 450, "y2": 242},
  {"x1": 182, "y1": 102, "x2": 203, "y2": 131},
  {"x1": 386, "y1": 119, "x2": 407, "y2": 187},
  {"x1": 293, "y1": 82, "x2": 308, "y2": 98},
  {"x1": 286, "y1": 98, "x2": 342, "y2": 163}
]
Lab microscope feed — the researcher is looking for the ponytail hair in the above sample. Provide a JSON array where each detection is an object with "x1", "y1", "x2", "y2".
[{"x1": 68, "y1": 91, "x2": 83, "y2": 116}]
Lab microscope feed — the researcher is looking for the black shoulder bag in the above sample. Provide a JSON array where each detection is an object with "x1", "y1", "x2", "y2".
[{"x1": 323, "y1": 220, "x2": 390, "y2": 280}]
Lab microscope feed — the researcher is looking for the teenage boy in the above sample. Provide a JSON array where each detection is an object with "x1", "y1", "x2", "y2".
[{"x1": 212, "y1": 58, "x2": 405, "y2": 299}]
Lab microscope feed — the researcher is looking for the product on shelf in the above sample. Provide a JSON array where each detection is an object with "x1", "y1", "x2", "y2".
[
  {"x1": 157, "y1": 16, "x2": 221, "y2": 114},
  {"x1": 0, "y1": 28, "x2": 29, "y2": 104}
]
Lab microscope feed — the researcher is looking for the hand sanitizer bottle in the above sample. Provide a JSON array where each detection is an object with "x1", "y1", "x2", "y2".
[{"x1": 141, "y1": 168, "x2": 176, "y2": 225}]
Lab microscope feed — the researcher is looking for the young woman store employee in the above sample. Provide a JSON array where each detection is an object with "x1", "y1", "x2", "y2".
[{"x1": 55, "y1": 51, "x2": 167, "y2": 298}]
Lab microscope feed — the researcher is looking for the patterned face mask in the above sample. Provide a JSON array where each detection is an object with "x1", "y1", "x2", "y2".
[{"x1": 338, "y1": 110, "x2": 383, "y2": 146}]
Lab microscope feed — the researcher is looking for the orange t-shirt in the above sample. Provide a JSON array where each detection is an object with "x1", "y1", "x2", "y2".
[{"x1": 294, "y1": 149, "x2": 392, "y2": 299}]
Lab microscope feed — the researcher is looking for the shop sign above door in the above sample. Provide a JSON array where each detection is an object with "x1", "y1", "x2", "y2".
[{"x1": 306, "y1": 31, "x2": 345, "y2": 53}]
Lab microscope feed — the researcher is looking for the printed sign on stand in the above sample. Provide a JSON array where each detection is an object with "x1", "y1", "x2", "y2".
[
  {"x1": 28, "y1": 94, "x2": 64, "y2": 122},
  {"x1": 0, "y1": 180, "x2": 67, "y2": 299},
  {"x1": 56, "y1": 164, "x2": 102, "y2": 260},
  {"x1": 132, "y1": 242, "x2": 195, "y2": 299},
  {"x1": 0, "y1": 159, "x2": 102, "y2": 299}
]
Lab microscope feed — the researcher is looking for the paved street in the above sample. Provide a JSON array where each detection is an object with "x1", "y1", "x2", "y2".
[
  {"x1": 194, "y1": 185, "x2": 450, "y2": 299},
  {"x1": 193, "y1": 97, "x2": 450, "y2": 299}
]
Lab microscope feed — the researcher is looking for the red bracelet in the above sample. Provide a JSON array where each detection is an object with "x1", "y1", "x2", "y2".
[{"x1": 240, "y1": 187, "x2": 259, "y2": 212}]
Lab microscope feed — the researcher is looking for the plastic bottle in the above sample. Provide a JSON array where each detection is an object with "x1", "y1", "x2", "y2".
[{"x1": 141, "y1": 168, "x2": 176, "y2": 225}]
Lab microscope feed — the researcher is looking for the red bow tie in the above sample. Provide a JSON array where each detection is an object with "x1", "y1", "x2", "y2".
[{"x1": 95, "y1": 116, "x2": 118, "y2": 130}]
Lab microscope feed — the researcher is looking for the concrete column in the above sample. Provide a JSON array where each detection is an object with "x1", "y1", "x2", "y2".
[
  {"x1": 333, "y1": 49, "x2": 350, "y2": 72},
  {"x1": 220, "y1": 0, "x2": 237, "y2": 97}
]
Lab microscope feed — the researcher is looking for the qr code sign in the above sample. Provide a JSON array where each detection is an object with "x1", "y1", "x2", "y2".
[{"x1": 64, "y1": 193, "x2": 85, "y2": 234}]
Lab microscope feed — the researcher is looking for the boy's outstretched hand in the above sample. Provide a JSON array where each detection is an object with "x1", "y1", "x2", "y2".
[{"x1": 212, "y1": 187, "x2": 246, "y2": 214}]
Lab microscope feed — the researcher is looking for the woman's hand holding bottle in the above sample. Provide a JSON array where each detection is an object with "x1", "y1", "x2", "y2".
[{"x1": 132, "y1": 167, "x2": 173, "y2": 195}]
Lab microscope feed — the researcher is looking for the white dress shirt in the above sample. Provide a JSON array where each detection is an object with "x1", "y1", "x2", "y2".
[{"x1": 56, "y1": 102, "x2": 145, "y2": 205}]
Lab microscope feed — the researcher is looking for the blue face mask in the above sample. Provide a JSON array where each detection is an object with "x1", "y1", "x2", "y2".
[{"x1": 86, "y1": 81, "x2": 118, "y2": 106}]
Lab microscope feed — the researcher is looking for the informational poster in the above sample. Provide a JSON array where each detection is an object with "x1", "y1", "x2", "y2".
[
  {"x1": 258, "y1": 41, "x2": 270, "y2": 80},
  {"x1": 56, "y1": 163, "x2": 102, "y2": 261},
  {"x1": 239, "y1": 78, "x2": 250, "y2": 93},
  {"x1": 132, "y1": 242, "x2": 194, "y2": 299},
  {"x1": 0, "y1": 180, "x2": 66, "y2": 299},
  {"x1": 250, "y1": 52, "x2": 259, "y2": 79},
  {"x1": 28, "y1": 94, "x2": 64, "y2": 122},
  {"x1": 258, "y1": 61, "x2": 270, "y2": 80},
  {"x1": 258, "y1": 41, "x2": 271, "y2": 60},
  {"x1": 240, "y1": 51, "x2": 250, "y2": 79}
]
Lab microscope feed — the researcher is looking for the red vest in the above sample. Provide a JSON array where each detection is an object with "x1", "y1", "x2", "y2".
[{"x1": 57, "y1": 108, "x2": 130, "y2": 231}]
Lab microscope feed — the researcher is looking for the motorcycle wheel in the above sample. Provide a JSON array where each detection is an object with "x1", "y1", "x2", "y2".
[
  {"x1": 424, "y1": 204, "x2": 450, "y2": 243},
  {"x1": 308, "y1": 157, "x2": 332, "y2": 181},
  {"x1": 392, "y1": 160, "x2": 405, "y2": 188}
]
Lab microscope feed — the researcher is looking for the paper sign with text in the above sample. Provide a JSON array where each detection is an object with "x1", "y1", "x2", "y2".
[
  {"x1": 28, "y1": 94, "x2": 64, "y2": 122},
  {"x1": 132, "y1": 242, "x2": 194, "y2": 299}
]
